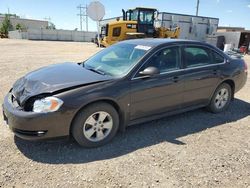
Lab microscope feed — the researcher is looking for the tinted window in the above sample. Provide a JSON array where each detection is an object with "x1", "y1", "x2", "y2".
[
  {"x1": 184, "y1": 46, "x2": 212, "y2": 68},
  {"x1": 213, "y1": 51, "x2": 225, "y2": 64},
  {"x1": 112, "y1": 27, "x2": 121, "y2": 37},
  {"x1": 138, "y1": 46, "x2": 180, "y2": 74}
]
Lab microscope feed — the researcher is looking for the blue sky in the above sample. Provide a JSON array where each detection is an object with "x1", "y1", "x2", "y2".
[{"x1": 0, "y1": 0, "x2": 250, "y2": 31}]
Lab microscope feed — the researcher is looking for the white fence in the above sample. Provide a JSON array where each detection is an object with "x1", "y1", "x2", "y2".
[{"x1": 9, "y1": 29, "x2": 96, "y2": 42}]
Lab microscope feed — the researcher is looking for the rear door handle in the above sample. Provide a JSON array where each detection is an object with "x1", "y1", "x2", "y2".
[{"x1": 173, "y1": 76, "x2": 179, "y2": 82}]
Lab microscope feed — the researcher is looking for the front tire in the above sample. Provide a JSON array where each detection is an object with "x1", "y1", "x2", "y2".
[
  {"x1": 72, "y1": 102, "x2": 119, "y2": 147},
  {"x1": 207, "y1": 83, "x2": 232, "y2": 113}
]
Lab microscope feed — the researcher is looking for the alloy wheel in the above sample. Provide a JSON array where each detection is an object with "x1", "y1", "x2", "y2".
[
  {"x1": 214, "y1": 88, "x2": 229, "y2": 109},
  {"x1": 83, "y1": 111, "x2": 113, "y2": 142}
]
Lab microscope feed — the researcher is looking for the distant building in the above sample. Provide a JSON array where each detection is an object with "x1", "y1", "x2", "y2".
[
  {"x1": 206, "y1": 27, "x2": 250, "y2": 52},
  {"x1": 217, "y1": 26, "x2": 245, "y2": 32},
  {"x1": 0, "y1": 14, "x2": 48, "y2": 30}
]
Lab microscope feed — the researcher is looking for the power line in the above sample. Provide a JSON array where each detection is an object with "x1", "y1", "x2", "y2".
[{"x1": 77, "y1": 4, "x2": 88, "y2": 31}]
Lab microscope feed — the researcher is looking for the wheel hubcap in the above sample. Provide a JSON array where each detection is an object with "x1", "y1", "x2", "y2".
[
  {"x1": 83, "y1": 111, "x2": 113, "y2": 142},
  {"x1": 214, "y1": 88, "x2": 229, "y2": 109}
]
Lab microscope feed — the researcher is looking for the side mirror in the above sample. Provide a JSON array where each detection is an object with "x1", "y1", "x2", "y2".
[{"x1": 139, "y1": 66, "x2": 160, "y2": 77}]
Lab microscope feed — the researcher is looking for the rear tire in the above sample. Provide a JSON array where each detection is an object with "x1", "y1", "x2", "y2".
[
  {"x1": 207, "y1": 83, "x2": 232, "y2": 113},
  {"x1": 72, "y1": 102, "x2": 119, "y2": 147}
]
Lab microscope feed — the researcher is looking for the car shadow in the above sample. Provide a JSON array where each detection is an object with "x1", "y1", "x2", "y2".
[{"x1": 15, "y1": 98, "x2": 250, "y2": 164}]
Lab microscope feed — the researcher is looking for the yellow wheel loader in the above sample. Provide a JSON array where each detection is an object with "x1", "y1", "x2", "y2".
[{"x1": 99, "y1": 7, "x2": 180, "y2": 47}]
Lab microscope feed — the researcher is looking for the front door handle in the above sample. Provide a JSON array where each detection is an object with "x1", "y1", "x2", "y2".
[{"x1": 213, "y1": 69, "x2": 219, "y2": 75}]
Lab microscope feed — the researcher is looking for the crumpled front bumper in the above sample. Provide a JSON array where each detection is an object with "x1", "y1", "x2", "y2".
[{"x1": 2, "y1": 93, "x2": 71, "y2": 140}]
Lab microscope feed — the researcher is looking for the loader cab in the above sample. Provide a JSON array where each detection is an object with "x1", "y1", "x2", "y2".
[
  {"x1": 100, "y1": 7, "x2": 157, "y2": 47},
  {"x1": 124, "y1": 7, "x2": 157, "y2": 37}
]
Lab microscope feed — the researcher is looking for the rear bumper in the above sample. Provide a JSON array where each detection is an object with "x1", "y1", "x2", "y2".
[
  {"x1": 235, "y1": 71, "x2": 247, "y2": 93},
  {"x1": 2, "y1": 93, "x2": 71, "y2": 140}
]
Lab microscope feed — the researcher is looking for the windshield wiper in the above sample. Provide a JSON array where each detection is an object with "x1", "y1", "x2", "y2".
[{"x1": 85, "y1": 67, "x2": 106, "y2": 75}]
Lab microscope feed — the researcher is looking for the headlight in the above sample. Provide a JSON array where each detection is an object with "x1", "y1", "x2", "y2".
[{"x1": 33, "y1": 97, "x2": 63, "y2": 113}]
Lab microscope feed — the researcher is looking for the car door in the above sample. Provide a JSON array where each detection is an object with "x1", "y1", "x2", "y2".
[
  {"x1": 129, "y1": 46, "x2": 185, "y2": 120},
  {"x1": 181, "y1": 45, "x2": 224, "y2": 107}
]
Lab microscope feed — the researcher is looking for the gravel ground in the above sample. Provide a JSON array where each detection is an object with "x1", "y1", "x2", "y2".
[{"x1": 0, "y1": 39, "x2": 250, "y2": 188}]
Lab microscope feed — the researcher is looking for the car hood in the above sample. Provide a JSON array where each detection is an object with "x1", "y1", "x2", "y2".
[{"x1": 12, "y1": 62, "x2": 112, "y2": 105}]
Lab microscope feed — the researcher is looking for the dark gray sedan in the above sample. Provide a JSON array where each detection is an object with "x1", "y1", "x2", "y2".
[{"x1": 2, "y1": 39, "x2": 248, "y2": 147}]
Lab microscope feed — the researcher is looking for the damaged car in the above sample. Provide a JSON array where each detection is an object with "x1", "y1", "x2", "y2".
[{"x1": 2, "y1": 39, "x2": 248, "y2": 147}]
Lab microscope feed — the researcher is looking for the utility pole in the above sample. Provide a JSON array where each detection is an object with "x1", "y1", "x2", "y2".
[
  {"x1": 196, "y1": 0, "x2": 200, "y2": 16},
  {"x1": 86, "y1": 4, "x2": 88, "y2": 32},
  {"x1": 77, "y1": 4, "x2": 88, "y2": 31},
  {"x1": 7, "y1": 8, "x2": 11, "y2": 19},
  {"x1": 44, "y1": 17, "x2": 51, "y2": 29},
  {"x1": 44, "y1": 17, "x2": 51, "y2": 23},
  {"x1": 7, "y1": 7, "x2": 10, "y2": 18},
  {"x1": 77, "y1": 5, "x2": 83, "y2": 31},
  {"x1": 44, "y1": 17, "x2": 51, "y2": 21}
]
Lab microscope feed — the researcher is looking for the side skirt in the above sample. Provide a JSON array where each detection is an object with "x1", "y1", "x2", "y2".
[{"x1": 127, "y1": 104, "x2": 207, "y2": 127}]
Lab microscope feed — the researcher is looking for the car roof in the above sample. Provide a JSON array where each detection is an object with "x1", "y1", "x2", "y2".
[{"x1": 120, "y1": 38, "x2": 211, "y2": 48}]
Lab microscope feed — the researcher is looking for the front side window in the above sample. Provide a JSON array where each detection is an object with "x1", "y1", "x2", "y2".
[
  {"x1": 184, "y1": 46, "x2": 212, "y2": 68},
  {"x1": 137, "y1": 46, "x2": 180, "y2": 76},
  {"x1": 84, "y1": 43, "x2": 149, "y2": 77},
  {"x1": 139, "y1": 10, "x2": 154, "y2": 24},
  {"x1": 130, "y1": 10, "x2": 138, "y2": 21}
]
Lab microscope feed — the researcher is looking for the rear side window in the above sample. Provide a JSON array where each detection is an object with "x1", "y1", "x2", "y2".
[
  {"x1": 112, "y1": 27, "x2": 121, "y2": 37},
  {"x1": 184, "y1": 46, "x2": 212, "y2": 68},
  {"x1": 213, "y1": 51, "x2": 225, "y2": 64}
]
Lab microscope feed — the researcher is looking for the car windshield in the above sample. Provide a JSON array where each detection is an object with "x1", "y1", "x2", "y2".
[{"x1": 84, "y1": 43, "x2": 150, "y2": 77}]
